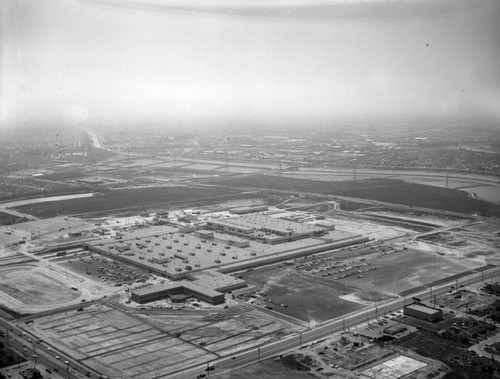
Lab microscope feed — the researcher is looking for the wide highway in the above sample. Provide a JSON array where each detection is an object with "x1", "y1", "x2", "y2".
[{"x1": 0, "y1": 318, "x2": 99, "y2": 379}]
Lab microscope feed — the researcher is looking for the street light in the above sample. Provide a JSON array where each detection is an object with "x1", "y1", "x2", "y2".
[{"x1": 205, "y1": 361, "x2": 214, "y2": 378}]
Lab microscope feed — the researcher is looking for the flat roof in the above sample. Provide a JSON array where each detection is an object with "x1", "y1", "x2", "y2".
[
  {"x1": 208, "y1": 214, "x2": 326, "y2": 235},
  {"x1": 87, "y1": 227, "x2": 263, "y2": 277},
  {"x1": 186, "y1": 270, "x2": 246, "y2": 291},
  {"x1": 405, "y1": 303, "x2": 441, "y2": 315},
  {"x1": 133, "y1": 281, "x2": 222, "y2": 298},
  {"x1": 86, "y1": 226, "x2": 359, "y2": 277}
]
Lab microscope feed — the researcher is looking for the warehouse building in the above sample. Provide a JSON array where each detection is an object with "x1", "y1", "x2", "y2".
[{"x1": 404, "y1": 303, "x2": 443, "y2": 323}]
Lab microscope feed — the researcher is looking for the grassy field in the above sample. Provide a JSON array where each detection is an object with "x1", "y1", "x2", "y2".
[
  {"x1": 40, "y1": 171, "x2": 85, "y2": 181},
  {"x1": 212, "y1": 176, "x2": 499, "y2": 215},
  {"x1": 214, "y1": 358, "x2": 311, "y2": 379},
  {"x1": 11, "y1": 186, "x2": 247, "y2": 218},
  {"x1": 239, "y1": 266, "x2": 364, "y2": 323},
  {"x1": 0, "y1": 212, "x2": 24, "y2": 226},
  {"x1": 0, "y1": 342, "x2": 26, "y2": 368}
]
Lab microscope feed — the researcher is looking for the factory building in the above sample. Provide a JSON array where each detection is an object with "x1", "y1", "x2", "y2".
[
  {"x1": 206, "y1": 220, "x2": 254, "y2": 235},
  {"x1": 131, "y1": 282, "x2": 225, "y2": 305},
  {"x1": 195, "y1": 230, "x2": 214, "y2": 239},
  {"x1": 226, "y1": 236, "x2": 250, "y2": 248},
  {"x1": 206, "y1": 214, "x2": 328, "y2": 244},
  {"x1": 404, "y1": 303, "x2": 443, "y2": 323}
]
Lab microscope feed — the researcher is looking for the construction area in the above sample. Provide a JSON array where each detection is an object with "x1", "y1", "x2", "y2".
[{"x1": 25, "y1": 302, "x2": 301, "y2": 378}]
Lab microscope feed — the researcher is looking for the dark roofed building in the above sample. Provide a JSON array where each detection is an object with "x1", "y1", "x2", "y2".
[
  {"x1": 131, "y1": 282, "x2": 225, "y2": 305},
  {"x1": 404, "y1": 303, "x2": 443, "y2": 323}
]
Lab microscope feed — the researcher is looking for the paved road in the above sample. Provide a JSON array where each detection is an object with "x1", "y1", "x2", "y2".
[
  {"x1": 0, "y1": 318, "x2": 98, "y2": 379},
  {"x1": 163, "y1": 266, "x2": 500, "y2": 379}
]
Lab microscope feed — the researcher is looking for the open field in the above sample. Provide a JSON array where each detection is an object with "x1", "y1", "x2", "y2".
[
  {"x1": 465, "y1": 185, "x2": 500, "y2": 203},
  {"x1": 181, "y1": 163, "x2": 224, "y2": 170},
  {"x1": 26, "y1": 303, "x2": 300, "y2": 378},
  {"x1": 438, "y1": 289, "x2": 495, "y2": 313},
  {"x1": 173, "y1": 158, "x2": 280, "y2": 170},
  {"x1": 237, "y1": 241, "x2": 482, "y2": 323},
  {"x1": 11, "y1": 186, "x2": 245, "y2": 218},
  {"x1": 412, "y1": 221, "x2": 500, "y2": 265},
  {"x1": 40, "y1": 170, "x2": 85, "y2": 181},
  {"x1": 215, "y1": 166, "x2": 265, "y2": 173},
  {"x1": 238, "y1": 266, "x2": 365, "y2": 323},
  {"x1": 341, "y1": 247, "x2": 480, "y2": 296},
  {"x1": 0, "y1": 211, "x2": 25, "y2": 225},
  {"x1": 211, "y1": 176, "x2": 500, "y2": 214},
  {"x1": 209, "y1": 358, "x2": 315, "y2": 379},
  {"x1": 0, "y1": 344, "x2": 26, "y2": 369},
  {"x1": 0, "y1": 265, "x2": 81, "y2": 306}
]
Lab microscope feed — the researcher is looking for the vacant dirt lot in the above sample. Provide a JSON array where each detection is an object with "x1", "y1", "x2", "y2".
[
  {"x1": 0, "y1": 265, "x2": 80, "y2": 307},
  {"x1": 26, "y1": 303, "x2": 302, "y2": 378}
]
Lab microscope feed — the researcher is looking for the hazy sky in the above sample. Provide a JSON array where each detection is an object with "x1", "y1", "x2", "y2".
[{"x1": 1, "y1": 0, "x2": 499, "y2": 130}]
